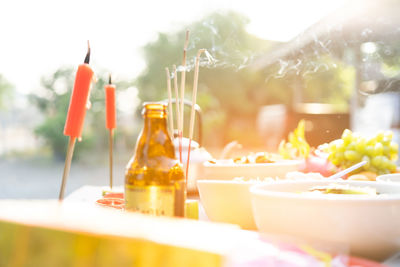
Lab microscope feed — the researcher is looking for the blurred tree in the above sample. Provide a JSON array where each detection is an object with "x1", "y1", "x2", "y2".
[
  {"x1": 0, "y1": 74, "x2": 14, "y2": 110},
  {"x1": 137, "y1": 11, "x2": 356, "y2": 149},
  {"x1": 29, "y1": 67, "x2": 131, "y2": 160},
  {"x1": 136, "y1": 11, "x2": 278, "y2": 148}
]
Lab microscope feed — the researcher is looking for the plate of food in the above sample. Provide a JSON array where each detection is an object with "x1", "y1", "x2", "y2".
[{"x1": 203, "y1": 152, "x2": 303, "y2": 180}]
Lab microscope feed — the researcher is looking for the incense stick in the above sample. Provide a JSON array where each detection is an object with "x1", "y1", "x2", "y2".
[
  {"x1": 109, "y1": 129, "x2": 114, "y2": 190},
  {"x1": 179, "y1": 30, "x2": 189, "y2": 163},
  {"x1": 165, "y1": 68, "x2": 174, "y2": 139},
  {"x1": 173, "y1": 65, "x2": 180, "y2": 130},
  {"x1": 59, "y1": 137, "x2": 76, "y2": 200},
  {"x1": 173, "y1": 65, "x2": 182, "y2": 162},
  {"x1": 186, "y1": 49, "x2": 206, "y2": 183}
]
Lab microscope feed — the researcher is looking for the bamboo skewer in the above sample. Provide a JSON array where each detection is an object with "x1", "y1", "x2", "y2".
[
  {"x1": 186, "y1": 49, "x2": 206, "y2": 184},
  {"x1": 59, "y1": 137, "x2": 76, "y2": 200},
  {"x1": 165, "y1": 68, "x2": 174, "y2": 139},
  {"x1": 108, "y1": 129, "x2": 114, "y2": 190},
  {"x1": 179, "y1": 30, "x2": 189, "y2": 164}
]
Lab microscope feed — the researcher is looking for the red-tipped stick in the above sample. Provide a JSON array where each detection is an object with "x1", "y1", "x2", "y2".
[
  {"x1": 59, "y1": 41, "x2": 94, "y2": 201},
  {"x1": 173, "y1": 65, "x2": 182, "y2": 163},
  {"x1": 165, "y1": 68, "x2": 175, "y2": 140},
  {"x1": 186, "y1": 49, "x2": 206, "y2": 184},
  {"x1": 105, "y1": 74, "x2": 116, "y2": 190},
  {"x1": 179, "y1": 30, "x2": 189, "y2": 164}
]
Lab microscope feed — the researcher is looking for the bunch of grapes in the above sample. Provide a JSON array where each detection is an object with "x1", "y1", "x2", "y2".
[{"x1": 326, "y1": 129, "x2": 398, "y2": 175}]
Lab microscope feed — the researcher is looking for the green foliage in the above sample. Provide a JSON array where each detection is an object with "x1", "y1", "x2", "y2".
[
  {"x1": 29, "y1": 67, "x2": 130, "y2": 160},
  {"x1": 136, "y1": 11, "x2": 277, "y2": 147},
  {"x1": 302, "y1": 55, "x2": 355, "y2": 112},
  {"x1": 0, "y1": 74, "x2": 14, "y2": 110}
]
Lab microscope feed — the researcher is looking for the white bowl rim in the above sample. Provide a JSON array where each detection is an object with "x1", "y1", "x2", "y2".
[
  {"x1": 197, "y1": 179, "x2": 271, "y2": 185},
  {"x1": 376, "y1": 173, "x2": 400, "y2": 182},
  {"x1": 250, "y1": 180, "x2": 400, "y2": 201},
  {"x1": 203, "y1": 159, "x2": 303, "y2": 167}
]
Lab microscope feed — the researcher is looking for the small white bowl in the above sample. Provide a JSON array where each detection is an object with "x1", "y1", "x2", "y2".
[
  {"x1": 197, "y1": 180, "x2": 268, "y2": 229},
  {"x1": 376, "y1": 173, "x2": 400, "y2": 183},
  {"x1": 202, "y1": 160, "x2": 302, "y2": 180},
  {"x1": 250, "y1": 180, "x2": 400, "y2": 261}
]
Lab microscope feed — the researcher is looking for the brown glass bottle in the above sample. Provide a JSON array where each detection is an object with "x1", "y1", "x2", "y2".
[{"x1": 125, "y1": 103, "x2": 185, "y2": 217}]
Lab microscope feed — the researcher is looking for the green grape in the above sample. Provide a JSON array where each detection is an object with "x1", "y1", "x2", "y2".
[
  {"x1": 376, "y1": 131, "x2": 384, "y2": 142},
  {"x1": 337, "y1": 144, "x2": 346, "y2": 153},
  {"x1": 373, "y1": 142, "x2": 384, "y2": 156},
  {"x1": 371, "y1": 156, "x2": 382, "y2": 168},
  {"x1": 328, "y1": 142, "x2": 337, "y2": 152},
  {"x1": 344, "y1": 150, "x2": 361, "y2": 161},
  {"x1": 355, "y1": 138, "x2": 366, "y2": 153},
  {"x1": 367, "y1": 138, "x2": 376, "y2": 146},
  {"x1": 336, "y1": 151, "x2": 344, "y2": 162},
  {"x1": 346, "y1": 143, "x2": 356, "y2": 151},
  {"x1": 390, "y1": 142, "x2": 399, "y2": 154},
  {"x1": 331, "y1": 158, "x2": 340, "y2": 166},
  {"x1": 365, "y1": 146, "x2": 374, "y2": 157},
  {"x1": 381, "y1": 155, "x2": 390, "y2": 169},
  {"x1": 342, "y1": 129, "x2": 352, "y2": 145},
  {"x1": 383, "y1": 146, "x2": 390, "y2": 157},
  {"x1": 382, "y1": 137, "x2": 391, "y2": 146}
]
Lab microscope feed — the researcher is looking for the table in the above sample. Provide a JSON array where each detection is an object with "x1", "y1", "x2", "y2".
[{"x1": 0, "y1": 186, "x2": 394, "y2": 267}]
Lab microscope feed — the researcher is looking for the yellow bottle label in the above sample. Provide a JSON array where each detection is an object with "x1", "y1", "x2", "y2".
[{"x1": 125, "y1": 185, "x2": 175, "y2": 216}]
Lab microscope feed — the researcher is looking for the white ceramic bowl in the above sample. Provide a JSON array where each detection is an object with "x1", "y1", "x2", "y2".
[
  {"x1": 250, "y1": 180, "x2": 400, "y2": 261},
  {"x1": 202, "y1": 160, "x2": 302, "y2": 180},
  {"x1": 376, "y1": 173, "x2": 400, "y2": 183},
  {"x1": 197, "y1": 180, "x2": 267, "y2": 229}
]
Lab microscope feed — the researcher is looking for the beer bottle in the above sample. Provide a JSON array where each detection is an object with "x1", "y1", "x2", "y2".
[{"x1": 125, "y1": 102, "x2": 185, "y2": 217}]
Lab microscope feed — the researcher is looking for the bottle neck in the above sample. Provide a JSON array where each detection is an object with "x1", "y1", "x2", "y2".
[
  {"x1": 143, "y1": 116, "x2": 168, "y2": 133},
  {"x1": 136, "y1": 114, "x2": 175, "y2": 159}
]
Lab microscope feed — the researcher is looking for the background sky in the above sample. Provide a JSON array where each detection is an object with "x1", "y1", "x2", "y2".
[{"x1": 0, "y1": 0, "x2": 345, "y2": 98}]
